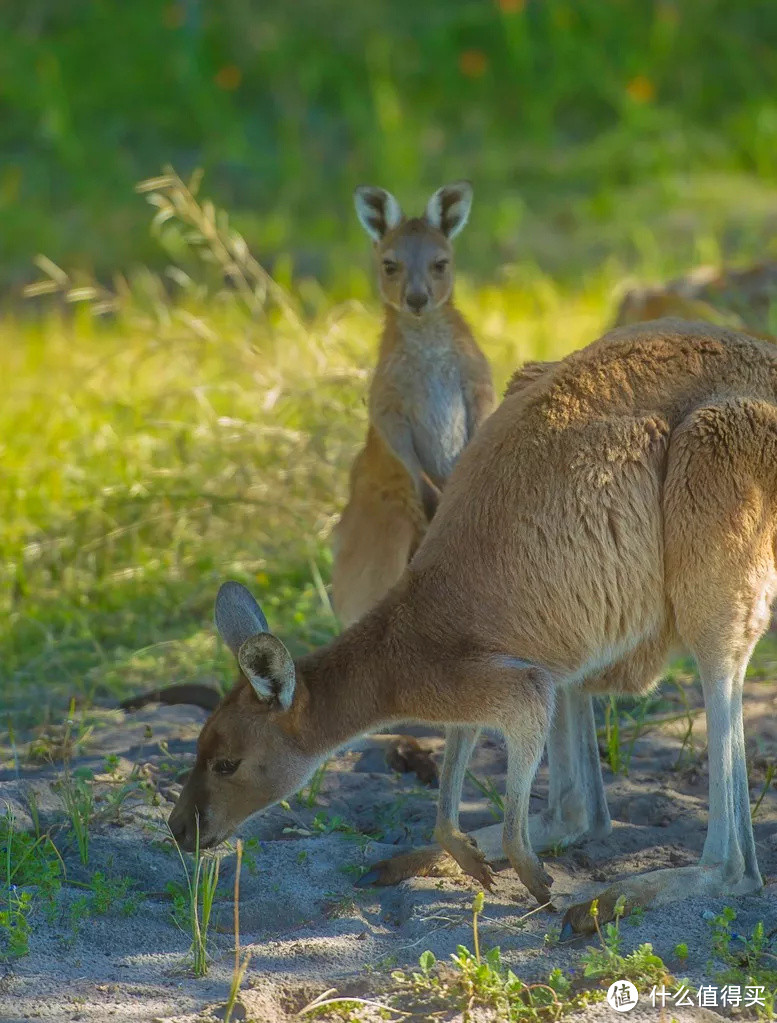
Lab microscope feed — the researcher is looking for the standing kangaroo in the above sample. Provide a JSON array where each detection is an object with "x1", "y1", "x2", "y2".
[
  {"x1": 331, "y1": 181, "x2": 494, "y2": 627},
  {"x1": 331, "y1": 183, "x2": 495, "y2": 831},
  {"x1": 170, "y1": 320, "x2": 772, "y2": 934}
]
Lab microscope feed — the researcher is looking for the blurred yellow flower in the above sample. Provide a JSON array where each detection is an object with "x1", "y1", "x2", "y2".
[
  {"x1": 215, "y1": 65, "x2": 242, "y2": 91},
  {"x1": 626, "y1": 75, "x2": 655, "y2": 103},
  {"x1": 459, "y1": 50, "x2": 489, "y2": 78},
  {"x1": 497, "y1": 0, "x2": 526, "y2": 12}
]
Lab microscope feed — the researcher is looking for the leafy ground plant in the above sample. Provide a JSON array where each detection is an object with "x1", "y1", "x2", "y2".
[
  {"x1": 386, "y1": 893, "x2": 581, "y2": 1022},
  {"x1": 330, "y1": 893, "x2": 674, "y2": 1023},
  {"x1": 578, "y1": 897, "x2": 670, "y2": 989},
  {"x1": 83, "y1": 871, "x2": 144, "y2": 916},
  {"x1": 0, "y1": 886, "x2": 32, "y2": 960},
  {"x1": 707, "y1": 907, "x2": 777, "y2": 1019},
  {"x1": 1, "y1": 807, "x2": 63, "y2": 959},
  {"x1": 67, "y1": 874, "x2": 144, "y2": 941},
  {"x1": 301, "y1": 885, "x2": 680, "y2": 1022}
]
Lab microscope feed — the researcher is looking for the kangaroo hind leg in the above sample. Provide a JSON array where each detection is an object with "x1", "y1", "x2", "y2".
[{"x1": 563, "y1": 398, "x2": 776, "y2": 934}]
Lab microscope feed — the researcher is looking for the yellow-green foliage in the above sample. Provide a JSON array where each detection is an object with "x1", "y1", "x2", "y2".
[{"x1": 1, "y1": 174, "x2": 621, "y2": 729}]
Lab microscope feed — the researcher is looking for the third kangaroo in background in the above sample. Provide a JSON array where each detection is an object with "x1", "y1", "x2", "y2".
[{"x1": 331, "y1": 181, "x2": 495, "y2": 627}]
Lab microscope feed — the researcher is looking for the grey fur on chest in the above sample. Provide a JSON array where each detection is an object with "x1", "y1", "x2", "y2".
[{"x1": 389, "y1": 342, "x2": 469, "y2": 485}]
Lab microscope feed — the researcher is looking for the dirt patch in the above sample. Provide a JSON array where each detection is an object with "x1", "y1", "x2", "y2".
[{"x1": 0, "y1": 683, "x2": 775, "y2": 1022}]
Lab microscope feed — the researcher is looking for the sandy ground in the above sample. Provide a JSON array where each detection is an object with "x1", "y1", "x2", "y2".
[{"x1": 0, "y1": 682, "x2": 775, "y2": 1023}]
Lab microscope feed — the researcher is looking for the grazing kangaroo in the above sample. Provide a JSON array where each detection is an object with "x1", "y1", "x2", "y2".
[
  {"x1": 170, "y1": 320, "x2": 772, "y2": 935},
  {"x1": 615, "y1": 260, "x2": 777, "y2": 339},
  {"x1": 331, "y1": 181, "x2": 494, "y2": 627}
]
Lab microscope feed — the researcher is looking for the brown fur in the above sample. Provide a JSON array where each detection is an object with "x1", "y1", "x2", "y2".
[{"x1": 171, "y1": 319, "x2": 777, "y2": 916}]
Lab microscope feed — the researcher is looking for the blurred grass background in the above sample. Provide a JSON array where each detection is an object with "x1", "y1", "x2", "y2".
[
  {"x1": 4, "y1": 0, "x2": 777, "y2": 290},
  {"x1": 4, "y1": 0, "x2": 777, "y2": 730}
]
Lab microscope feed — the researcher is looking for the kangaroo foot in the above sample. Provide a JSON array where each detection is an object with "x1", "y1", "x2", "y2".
[
  {"x1": 357, "y1": 845, "x2": 458, "y2": 887},
  {"x1": 437, "y1": 828, "x2": 496, "y2": 890},
  {"x1": 559, "y1": 863, "x2": 759, "y2": 939}
]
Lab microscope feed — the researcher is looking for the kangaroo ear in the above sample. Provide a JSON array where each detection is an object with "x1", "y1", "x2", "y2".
[
  {"x1": 237, "y1": 633, "x2": 296, "y2": 710},
  {"x1": 354, "y1": 186, "x2": 403, "y2": 242},
  {"x1": 425, "y1": 181, "x2": 473, "y2": 239},
  {"x1": 214, "y1": 581, "x2": 269, "y2": 656}
]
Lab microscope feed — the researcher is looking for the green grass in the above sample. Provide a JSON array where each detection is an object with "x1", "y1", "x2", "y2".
[
  {"x1": 0, "y1": 168, "x2": 611, "y2": 732},
  {"x1": 349, "y1": 893, "x2": 674, "y2": 1021},
  {"x1": 3, "y1": 2, "x2": 777, "y2": 290},
  {"x1": 170, "y1": 816, "x2": 221, "y2": 977},
  {"x1": 707, "y1": 907, "x2": 777, "y2": 1020},
  {"x1": 0, "y1": 807, "x2": 62, "y2": 960},
  {"x1": 3, "y1": 161, "x2": 777, "y2": 741}
]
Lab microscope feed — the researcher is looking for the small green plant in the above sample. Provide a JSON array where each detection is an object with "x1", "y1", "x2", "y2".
[
  {"x1": 0, "y1": 887, "x2": 33, "y2": 960},
  {"x1": 751, "y1": 761, "x2": 775, "y2": 819},
  {"x1": 240, "y1": 836, "x2": 261, "y2": 875},
  {"x1": 57, "y1": 768, "x2": 94, "y2": 866},
  {"x1": 466, "y1": 771, "x2": 504, "y2": 819},
  {"x1": 96, "y1": 764, "x2": 149, "y2": 825},
  {"x1": 674, "y1": 942, "x2": 689, "y2": 960},
  {"x1": 26, "y1": 702, "x2": 95, "y2": 764},
  {"x1": 83, "y1": 871, "x2": 143, "y2": 916},
  {"x1": 165, "y1": 879, "x2": 189, "y2": 931},
  {"x1": 1, "y1": 807, "x2": 63, "y2": 959},
  {"x1": 670, "y1": 678, "x2": 700, "y2": 769},
  {"x1": 297, "y1": 761, "x2": 329, "y2": 808},
  {"x1": 389, "y1": 891, "x2": 585, "y2": 1021},
  {"x1": 601, "y1": 696, "x2": 657, "y2": 776},
  {"x1": 707, "y1": 907, "x2": 776, "y2": 1019},
  {"x1": 284, "y1": 811, "x2": 366, "y2": 839},
  {"x1": 604, "y1": 697, "x2": 623, "y2": 774},
  {"x1": 170, "y1": 816, "x2": 221, "y2": 976},
  {"x1": 1, "y1": 810, "x2": 62, "y2": 894},
  {"x1": 392, "y1": 945, "x2": 574, "y2": 1021},
  {"x1": 67, "y1": 894, "x2": 90, "y2": 936},
  {"x1": 580, "y1": 897, "x2": 671, "y2": 989},
  {"x1": 222, "y1": 840, "x2": 252, "y2": 1023}
]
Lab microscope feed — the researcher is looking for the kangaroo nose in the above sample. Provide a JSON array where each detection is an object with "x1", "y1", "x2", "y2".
[
  {"x1": 406, "y1": 291, "x2": 429, "y2": 314},
  {"x1": 168, "y1": 810, "x2": 192, "y2": 850}
]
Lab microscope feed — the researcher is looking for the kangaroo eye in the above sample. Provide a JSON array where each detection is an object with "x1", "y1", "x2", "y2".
[
  {"x1": 382, "y1": 260, "x2": 399, "y2": 276},
  {"x1": 433, "y1": 259, "x2": 449, "y2": 274},
  {"x1": 213, "y1": 759, "x2": 241, "y2": 776}
]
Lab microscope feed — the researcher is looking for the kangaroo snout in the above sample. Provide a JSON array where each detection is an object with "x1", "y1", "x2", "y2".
[
  {"x1": 168, "y1": 779, "x2": 215, "y2": 851},
  {"x1": 405, "y1": 289, "x2": 429, "y2": 314},
  {"x1": 168, "y1": 802, "x2": 196, "y2": 850}
]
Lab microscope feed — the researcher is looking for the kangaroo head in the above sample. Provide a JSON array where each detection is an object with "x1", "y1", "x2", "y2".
[
  {"x1": 168, "y1": 582, "x2": 319, "y2": 851},
  {"x1": 354, "y1": 181, "x2": 472, "y2": 317}
]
